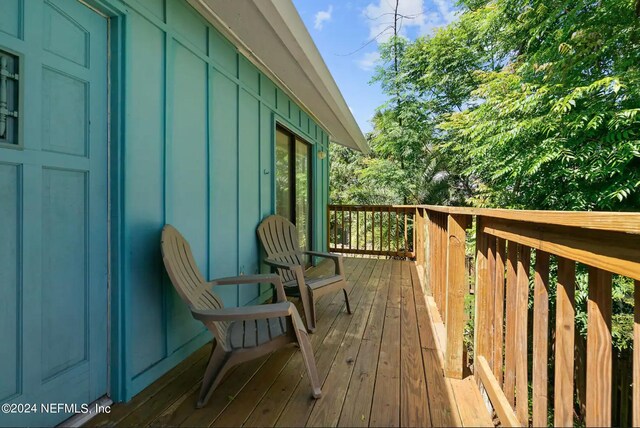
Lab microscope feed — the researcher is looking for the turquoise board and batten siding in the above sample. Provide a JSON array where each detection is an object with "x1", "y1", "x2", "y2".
[
  {"x1": 119, "y1": 0, "x2": 330, "y2": 400},
  {"x1": 0, "y1": 0, "x2": 331, "y2": 412}
]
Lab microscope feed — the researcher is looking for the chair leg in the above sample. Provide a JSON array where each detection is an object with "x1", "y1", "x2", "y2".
[
  {"x1": 307, "y1": 291, "x2": 317, "y2": 333},
  {"x1": 297, "y1": 329, "x2": 322, "y2": 399},
  {"x1": 197, "y1": 342, "x2": 231, "y2": 408},
  {"x1": 343, "y1": 288, "x2": 352, "y2": 314},
  {"x1": 300, "y1": 287, "x2": 316, "y2": 333}
]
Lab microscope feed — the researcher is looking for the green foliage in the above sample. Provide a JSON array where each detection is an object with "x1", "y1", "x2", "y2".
[
  {"x1": 437, "y1": 0, "x2": 640, "y2": 210},
  {"x1": 328, "y1": 0, "x2": 640, "y2": 356}
]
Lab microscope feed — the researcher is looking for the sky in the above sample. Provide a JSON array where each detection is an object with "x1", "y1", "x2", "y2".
[{"x1": 292, "y1": 0, "x2": 458, "y2": 133}]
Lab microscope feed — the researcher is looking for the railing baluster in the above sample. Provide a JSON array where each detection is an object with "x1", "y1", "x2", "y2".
[
  {"x1": 586, "y1": 266, "x2": 612, "y2": 427},
  {"x1": 445, "y1": 214, "x2": 469, "y2": 379},
  {"x1": 348, "y1": 209, "x2": 352, "y2": 250},
  {"x1": 341, "y1": 205, "x2": 345, "y2": 249},
  {"x1": 504, "y1": 241, "x2": 518, "y2": 406},
  {"x1": 326, "y1": 205, "x2": 330, "y2": 251},
  {"x1": 554, "y1": 257, "x2": 575, "y2": 427},
  {"x1": 363, "y1": 208, "x2": 367, "y2": 253},
  {"x1": 532, "y1": 250, "x2": 550, "y2": 427},
  {"x1": 486, "y1": 234, "x2": 497, "y2": 374},
  {"x1": 515, "y1": 245, "x2": 531, "y2": 424},
  {"x1": 379, "y1": 207, "x2": 383, "y2": 253},
  {"x1": 396, "y1": 207, "x2": 400, "y2": 256},
  {"x1": 404, "y1": 210, "x2": 408, "y2": 258},
  {"x1": 371, "y1": 209, "x2": 375, "y2": 254},
  {"x1": 415, "y1": 208, "x2": 425, "y2": 269},
  {"x1": 333, "y1": 207, "x2": 338, "y2": 248},
  {"x1": 438, "y1": 213, "x2": 448, "y2": 319},
  {"x1": 387, "y1": 206, "x2": 391, "y2": 255},
  {"x1": 356, "y1": 207, "x2": 360, "y2": 252},
  {"x1": 493, "y1": 238, "x2": 506, "y2": 386},
  {"x1": 474, "y1": 216, "x2": 491, "y2": 384}
]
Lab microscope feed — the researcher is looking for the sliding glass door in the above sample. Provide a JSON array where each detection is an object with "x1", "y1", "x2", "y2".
[{"x1": 275, "y1": 126, "x2": 312, "y2": 260}]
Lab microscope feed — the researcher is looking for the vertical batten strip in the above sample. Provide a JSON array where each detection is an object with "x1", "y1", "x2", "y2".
[
  {"x1": 515, "y1": 245, "x2": 531, "y2": 424},
  {"x1": 532, "y1": 250, "x2": 550, "y2": 427},
  {"x1": 586, "y1": 266, "x2": 612, "y2": 427},
  {"x1": 504, "y1": 241, "x2": 518, "y2": 406},
  {"x1": 554, "y1": 257, "x2": 575, "y2": 427}
]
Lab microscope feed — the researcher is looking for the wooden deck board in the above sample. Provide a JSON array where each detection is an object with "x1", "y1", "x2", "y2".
[
  {"x1": 85, "y1": 258, "x2": 492, "y2": 428},
  {"x1": 275, "y1": 259, "x2": 377, "y2": 427},
  {"x1": 242, "y1": 257, "x2": 369, "y2": 427},
  {"x1": 400, "y1": 261, "x2": 431, "y2": 427}
]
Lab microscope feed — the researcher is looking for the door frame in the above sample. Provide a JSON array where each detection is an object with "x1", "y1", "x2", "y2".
[{"x1": 77, "y1": 0, "x2": 127, "y2": 402}]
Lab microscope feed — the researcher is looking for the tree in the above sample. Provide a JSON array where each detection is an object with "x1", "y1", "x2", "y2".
[{"x1": 436, "y1": 0, "x2": 640, "y2": 210}]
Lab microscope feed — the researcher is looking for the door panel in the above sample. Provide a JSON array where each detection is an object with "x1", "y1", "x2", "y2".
[{"x1": 0, "y1": 1, "x2": 108, "y2": 426}]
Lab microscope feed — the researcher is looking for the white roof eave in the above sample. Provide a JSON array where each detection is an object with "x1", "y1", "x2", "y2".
[{"x1": 187, "y1": 0, "x2": 370, "y2": 154}]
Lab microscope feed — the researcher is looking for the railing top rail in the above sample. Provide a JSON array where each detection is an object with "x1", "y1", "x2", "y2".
[
  {"x1": 418, "y1": 205, "x2": 640, "y2": 235},
  {"x1": 328, "y1": 204, "x2": 418, "y2": 209}
]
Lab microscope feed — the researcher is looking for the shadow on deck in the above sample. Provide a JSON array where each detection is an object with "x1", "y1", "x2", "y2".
[{"x1": 86, "y1": 258, "x2": 493, "y2": 427}]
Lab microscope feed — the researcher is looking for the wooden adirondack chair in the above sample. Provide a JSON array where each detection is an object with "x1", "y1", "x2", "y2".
[
  {"x1": 257, "y1": 215, "x2": 351, "y2": 333},
  {"x1": 161, "y1": 225, "x2": 321, "y2": 408}
]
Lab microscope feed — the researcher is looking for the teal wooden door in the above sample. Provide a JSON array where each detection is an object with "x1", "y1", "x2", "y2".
[{"x1": 0, "y1": 1, "x2": 108, "y2": 426}]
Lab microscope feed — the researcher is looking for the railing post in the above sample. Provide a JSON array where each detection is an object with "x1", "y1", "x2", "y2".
[{"x1": 445, "y1": 213, "x2": 470, "y2": 378}]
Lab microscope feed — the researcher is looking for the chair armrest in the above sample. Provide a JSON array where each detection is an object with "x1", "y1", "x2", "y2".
[
  {"x1": 264, "y1": 258, "x2": 308, "y2": 299},
  {"x1": 208, "y1": 273, "x2": 286, "y2": 303},
  {"x1": 264, "y1": 258, "x2": 299, "y2": 270},
  {"x1": 209, "y1": 274, "x2": 281, "y2": 286},
  {"x1": 303, "y1": 251, "x2": 344, "y2": 276},
  {"x1": 304, "y1": 251, "x2": 342, "y2": 260},
  {"x1": 191, "y1": 301, "x2": 294, "y2": 322}
]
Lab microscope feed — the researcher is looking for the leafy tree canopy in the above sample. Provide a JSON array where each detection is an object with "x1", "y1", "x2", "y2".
[{"x1": 331, "y1": 0, "x2": 640, "y2": 211}]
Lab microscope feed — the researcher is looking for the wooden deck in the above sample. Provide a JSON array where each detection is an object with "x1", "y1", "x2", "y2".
[{"x1": 86, "y1": 258, "x2": 493, "y2": 427}]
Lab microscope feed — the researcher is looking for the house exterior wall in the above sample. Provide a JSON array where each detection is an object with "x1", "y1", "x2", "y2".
[
  {"x1": 119, "y1": 0, "x2": 330, "y2": 400},
  {"x1": 0, "y1": 0, "x2": 329, "y2": 412}
]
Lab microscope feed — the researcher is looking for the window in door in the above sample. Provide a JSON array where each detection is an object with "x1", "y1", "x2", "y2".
[{"x1": 275, "y1": 126, "x2": 312, "y2": 260}]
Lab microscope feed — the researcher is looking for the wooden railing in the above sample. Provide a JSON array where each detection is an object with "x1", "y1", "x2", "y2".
[
  {"x1": 420, "y1": 206, "x2": 640, "y2": 427},
  {"x1": 328, "y1": 204, "x2": 640, "y2": 427},
  {"x1": 327, "y1": 205, "x2": 416, "y2": 258}
]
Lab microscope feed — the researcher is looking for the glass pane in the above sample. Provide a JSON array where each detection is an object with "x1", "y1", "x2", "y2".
[
  {"x1": 275, "y1": 129, "x2": 291, "y2": 219},
  {"x1": 295, "y1": 138, "x2": 311, "y2": 254}
]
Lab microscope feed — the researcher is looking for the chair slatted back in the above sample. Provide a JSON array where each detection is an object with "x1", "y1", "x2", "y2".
[
  {"x1": 161, "y1": 225, "x2": 229, "y2": 346},
  {"x1": 257, "y1": 215, "x2": 305, "y2": 283}
]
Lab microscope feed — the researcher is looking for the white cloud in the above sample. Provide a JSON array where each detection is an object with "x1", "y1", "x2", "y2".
[
  {"x1": 357, "y1": 51, "x2": 381, "y2": 71},
  {"x1": 362, "y1": 0, "x2": 456, "y2": 42},
  {"x1": 314, "y1": 5, "x2": 333, "y2": 30}
]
